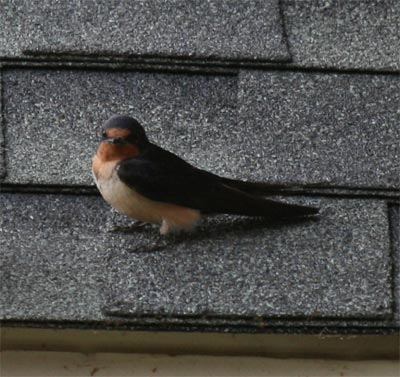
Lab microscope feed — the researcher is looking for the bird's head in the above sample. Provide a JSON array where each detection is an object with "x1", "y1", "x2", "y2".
[{"x1": 96, "y1": 115, "x2": 149, "y2": 162}]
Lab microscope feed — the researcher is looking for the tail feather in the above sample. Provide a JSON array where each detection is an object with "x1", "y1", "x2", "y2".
[{"x1": 213, "y1": 183, "x2": 319, "y2": 220}]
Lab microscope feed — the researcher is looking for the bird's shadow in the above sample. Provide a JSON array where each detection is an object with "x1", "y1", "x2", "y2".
[
  {"x1": 175, "y1": 215, "x2": 319, "y2": 243},
  {"x1": 111, "y1": 215, "x2": 320, "y2": 253}
]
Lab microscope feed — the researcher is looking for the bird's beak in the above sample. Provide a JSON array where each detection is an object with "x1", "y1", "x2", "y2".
[{"x1": 104, "y1": 137, "x2": 127, "y2": 145}]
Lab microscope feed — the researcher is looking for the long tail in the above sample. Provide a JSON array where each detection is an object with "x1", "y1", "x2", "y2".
[{"x1": 206, "y1": 182, "x2": 319, "y2": 219}]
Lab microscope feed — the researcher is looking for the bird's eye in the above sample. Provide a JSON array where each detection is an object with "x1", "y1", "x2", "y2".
[{"x1": 102, "y1": 131, "x2": 107, "y2": 138}]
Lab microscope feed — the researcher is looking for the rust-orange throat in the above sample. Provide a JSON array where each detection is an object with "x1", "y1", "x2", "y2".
[{"x1": 95, "y1": 127, "x2": 140, "y2": 163}]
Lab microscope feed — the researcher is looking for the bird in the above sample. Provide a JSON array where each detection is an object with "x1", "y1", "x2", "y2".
[{"x1": 92, "y1": 115, "x2": 319, "y2": 236}]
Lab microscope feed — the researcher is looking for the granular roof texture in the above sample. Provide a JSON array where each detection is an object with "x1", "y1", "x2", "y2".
[
  {"x1": 1, "y1": 0, "x2": 290, "y2": 61},
  {"x1": 282, "y1": 0, "x2": 400, "y2": 71},
  {"x1": 1, "y1": 0, "x2": 399, "y2": 335}
]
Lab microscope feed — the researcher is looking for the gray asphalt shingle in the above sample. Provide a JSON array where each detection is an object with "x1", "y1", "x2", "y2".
[
  {"x1": 2, "y1": 0, "x2": 399, "y2": 73},
  {"x1": 1, "y1": 193, "x2": 393, "y2": 323},
  {"x1": 1, "y1": 1, "x2": 399, "y2": 335},
  {"x1": 0, "y1": 193, "x2": 109, "y2": 321},
  {"x1": 3, "y1": 68, "x2": 399, "y2": 191},
  {"x1": 237, "y1": 70, "x2": 400, "y2": 189},
  {"x1": 0, "y1": 0, "x2": 289, "y2": 62},
  {"x1": 2, "y1": 68, "x2": 236, "y2": 185},
  {"x1": 105, "y1": 198, "x2": 393, "y2": 319},
  {"x1": 282, "y1": 0, "x2": 400, "y2": 71}
]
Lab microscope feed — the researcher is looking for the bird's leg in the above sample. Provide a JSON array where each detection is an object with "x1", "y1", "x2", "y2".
[
  {"x1": 126, "y1": 220, "x2": 185, "y2": 253},
  {"x1": 108, "y1": 220, "x2": 149, "y2": 233}
]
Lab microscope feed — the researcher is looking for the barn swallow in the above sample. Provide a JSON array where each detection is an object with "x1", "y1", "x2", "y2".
[{"x1": 92, "y1": 115, "x2": 319, "y2": 236}]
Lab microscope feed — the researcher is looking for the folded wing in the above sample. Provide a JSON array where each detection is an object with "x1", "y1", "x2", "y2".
[{"x1": 117, "y1": 148, "x2": 319, "y2": 220}]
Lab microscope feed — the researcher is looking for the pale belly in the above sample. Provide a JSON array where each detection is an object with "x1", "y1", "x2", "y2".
[{"x1": 92, "y1": 159, "x2": 201, "y2": 234}]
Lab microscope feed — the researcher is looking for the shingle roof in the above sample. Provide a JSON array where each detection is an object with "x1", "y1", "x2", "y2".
[
  {"x1": 2, "y1": 69, "x2": 237, "y2": 185},
  {"x1": 1, "y1": 0, "x2": 290, "y2": 62},
  {"x1": 105, "y1": 198, "x2": 393, "y2": 319},
  {"x1": 238, "y1": 70, "x2": 400, "y2": 188},
  {"x1": 282, "y1": 0, "x2": 400, "y2": 71},
  {"x1": 1, "y1": 0, "x2": 399, "y2": 334}
]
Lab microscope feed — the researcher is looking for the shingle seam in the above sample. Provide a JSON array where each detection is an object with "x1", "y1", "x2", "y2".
[
  {"x1": 0, "y1": 320, "x2": 398, "y2": 335},
  {"x1": 102, "y1": 311, "x2": 393, "y2": 322},
  {"x1": 1, "y1": 311, "x2": 398, "y2": 328},
  {"x1": 277, "y1": 0, "x2": 293, "y2": 62},
  {"x1": 2, "y1": 314, "x2": 397, "y2": 325},
  {"x1": 0, "y1": 183, "x2": 398, "y2": 200},
  {"x1": 0, "y1": 66, "x2": 6, "y2": 180},
  {"x1": 0, "y1": 61, "x2": 239, "y2": 77},
  {"x1": 1, "y1": 57, "x2": 399, "y2": 76},
  {"x1": 20, "y1": 50, "x2": 292, "y2": 63},
  {"x1": 1, "y1": 315, "x2": 398, "y2": 329},
  {"x1": 388, "y1": 204, "x2": 400, "y2": 323}
]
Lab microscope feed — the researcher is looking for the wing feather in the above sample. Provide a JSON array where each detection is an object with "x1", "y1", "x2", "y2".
[{"x1": 117, "y1": 146, "x2": 318, "y2": 219}]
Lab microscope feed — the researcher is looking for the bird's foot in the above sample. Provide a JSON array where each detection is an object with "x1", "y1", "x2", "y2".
[{"x1": 108, "y1": 221, "x2": 149, "y2": 233}]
